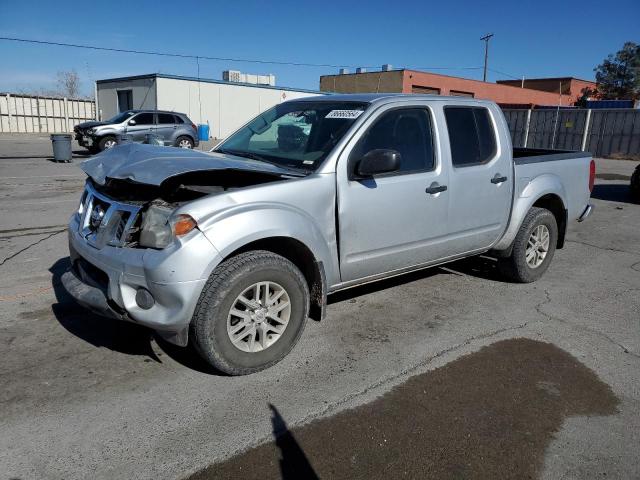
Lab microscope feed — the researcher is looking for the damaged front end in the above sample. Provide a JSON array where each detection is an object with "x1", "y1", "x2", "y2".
[
  {"x1": 66, "y1": 144, "x2": 303, "y2": 345},
  {"x1": 81, "y1": 169, "x2": 291, "y2": 250},
  {"x1": 77, "y1": 144, "x2": 301, "y2": 250}
]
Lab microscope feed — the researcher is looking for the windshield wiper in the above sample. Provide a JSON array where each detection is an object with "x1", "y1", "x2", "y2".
[{"x1": 216, "y1": 149, "x2": 307, "y2": 176}]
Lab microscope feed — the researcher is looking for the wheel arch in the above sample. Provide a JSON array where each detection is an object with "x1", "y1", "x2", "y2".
[
  {"x1": 531, "y1": 193, "x2": 567, "y2": 249},
  {"x1": 492, "y1": 175, "x2": 568, "y2": 254},
  {"x1": 218, "y1": 236, "x2": 327, "y2": 321},
  {"x1": 175, "y1": 134, "x2": 195, "y2": 145}
]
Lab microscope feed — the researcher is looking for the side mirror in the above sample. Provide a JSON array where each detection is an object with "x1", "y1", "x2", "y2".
[
  {"x1": 356, "y1": 149, "x2": 401, "y2": 177},
  {"x1": 128, "y1": 119, "x2": 137, "y2": 126}
]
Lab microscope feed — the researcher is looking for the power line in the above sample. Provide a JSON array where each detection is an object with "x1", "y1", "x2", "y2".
[
  {"x1": 0, "y1": 36, "x2": 484, "y2": 73},
  {"x1": 488, "y1": 67, "x2": 521, "y2": 80}
]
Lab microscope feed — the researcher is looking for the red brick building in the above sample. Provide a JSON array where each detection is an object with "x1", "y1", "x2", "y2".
[
  {"x1": 496, "y1": 77, "x2": 596, "y2": 105},
  {"x1": 320, "y1": 69, "x2": 594, "y2": 107}
]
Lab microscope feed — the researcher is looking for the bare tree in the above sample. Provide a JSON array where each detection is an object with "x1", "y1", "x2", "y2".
[{"x1": 55, "y1": 70, "x2": 81, "y2": 98}]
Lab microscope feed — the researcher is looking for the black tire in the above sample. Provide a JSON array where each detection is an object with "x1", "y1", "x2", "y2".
[
  {"x1": 630, "y1": 165, "x2": 640, "y2": 203},
  {"x1": 87, "y1": 145, "x2": 100, "y2": 154},
  {"x1": 175, "y1": 136, "x2": 194, "y2": 149},
  {"x1": 190, "y1": 250, "x2": 309, "y2": 375},
  {"x1": 498, "y1": 207, "x2": 558, "y2": 283},
  {"x1": 98, "y1": 135, "x2": 117, "y2": 151}
]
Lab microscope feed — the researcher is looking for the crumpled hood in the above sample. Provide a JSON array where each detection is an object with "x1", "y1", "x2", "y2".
[
  {"x1": 75, "y1": 120, "x2": 107, "y2": 130},
  {"x1": 80, "y1": 143, "x2": 298, "y2": 186}
]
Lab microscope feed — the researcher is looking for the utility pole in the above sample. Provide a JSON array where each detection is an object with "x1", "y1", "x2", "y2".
[{"x1": 480, "y1": 33, "x2": 494, "y2": 82}]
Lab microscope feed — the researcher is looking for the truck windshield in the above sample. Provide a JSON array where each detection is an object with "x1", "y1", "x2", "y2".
[{"x1": 216, "y1": 101, "x2": 368, "y2": 172}]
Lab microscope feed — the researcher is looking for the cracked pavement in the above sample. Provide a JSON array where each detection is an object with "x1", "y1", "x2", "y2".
[{"x1": 0, "y1": 135, "x2": 638, "y2": 479}]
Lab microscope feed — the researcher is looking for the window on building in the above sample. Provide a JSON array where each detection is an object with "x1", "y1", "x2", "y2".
[
  {"x1": 450, "y1": 90, "x2": 474, "y2": 98},
  {"x1": 412, "y1": 86, "x2": 441, "y2": 95},
  {"x1": 117, "y1": 90, "x2": 133, "y2": 113},
  {"x1": 158, "y1": 113, "x2": 176, "y2": 124},
  {"x1": 444, "y1": 107, "x2": 496, "y2": 167},
  {"x1": 350, "y1": 108, "x2": 435, "y2": 174},
  {"x1": 133, "y1": 112, "x2": 154, "y2": 125}
]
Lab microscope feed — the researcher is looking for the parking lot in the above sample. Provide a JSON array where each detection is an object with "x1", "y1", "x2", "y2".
[{"x1": 1, "y1": 134, "x2": 639, "y2": 479}]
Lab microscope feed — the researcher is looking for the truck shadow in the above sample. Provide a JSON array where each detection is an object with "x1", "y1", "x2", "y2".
[{"x1": 49, "y1": 257, "x2": 220, "y2": 374}]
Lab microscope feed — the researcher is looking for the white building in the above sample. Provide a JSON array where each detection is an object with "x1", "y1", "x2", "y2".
[{"x1": 95, "y1": 73, "x2": 323, "y2": 139}]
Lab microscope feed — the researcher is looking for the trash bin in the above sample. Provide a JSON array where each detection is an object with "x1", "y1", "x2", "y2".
[
  {"x1": 198, "y1": 124, "x2": 210, "y2": 141},
  {"x1": 50, "y1": 134, "x2": 73, "y2": 162}
]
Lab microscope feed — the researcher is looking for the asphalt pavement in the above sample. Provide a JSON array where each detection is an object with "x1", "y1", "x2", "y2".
[{"x1": 0, "y1": 134, "x2": 639, "y2": 479}]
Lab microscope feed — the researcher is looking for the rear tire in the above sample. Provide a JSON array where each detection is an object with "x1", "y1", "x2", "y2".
[
  {"x1": 176, "y1": 136, "x2": 194, "y2": 149},
  {"x1": 190, "y1": 250, "x2": 309, "y2": 375},
  {"x1": 498, "y1": 207, "x2": 558, "y2": 283}
]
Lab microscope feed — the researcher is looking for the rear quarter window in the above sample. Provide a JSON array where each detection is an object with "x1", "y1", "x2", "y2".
[{"x1": 444, "y1": 106, "x2": 497, "y2": 167}]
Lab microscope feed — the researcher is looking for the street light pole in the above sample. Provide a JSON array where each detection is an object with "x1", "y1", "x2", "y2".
[{"x1": 480, "y1": 33, "x2": 494, "y2": 82}]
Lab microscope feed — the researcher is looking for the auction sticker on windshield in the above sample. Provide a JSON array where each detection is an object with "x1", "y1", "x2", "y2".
[{"x1": 325, "y1": 110, "x2": 364, "y2": 119}]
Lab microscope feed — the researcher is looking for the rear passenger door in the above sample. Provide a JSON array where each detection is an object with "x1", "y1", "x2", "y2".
[
  {"x1": 443, "y1": 105, "x2": 513, "y2": 253},
  {"x1": 156, "y1": 113, "x2": 178, "y2": 145}
]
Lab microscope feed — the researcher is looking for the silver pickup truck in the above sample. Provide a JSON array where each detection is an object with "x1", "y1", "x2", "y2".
[{"x1": 62, "y1": 94, "x2": 595, "y2": 375}]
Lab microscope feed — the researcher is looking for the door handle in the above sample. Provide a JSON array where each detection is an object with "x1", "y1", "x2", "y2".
[
  {"x1": 491, "y1": 174, "x2": 508, "y2": 184},
  {"x1": 425, "y1": 183, "x2": 448, "y2": 195}
]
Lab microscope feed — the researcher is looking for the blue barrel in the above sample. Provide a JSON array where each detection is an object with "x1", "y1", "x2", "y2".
[{"x1": 198, "y1": 124, "x2": 210, "y2": 141}]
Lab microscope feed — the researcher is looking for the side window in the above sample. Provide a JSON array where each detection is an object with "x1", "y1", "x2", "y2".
[
  {"x1": 133, "y1": 113, "x2": 154, "y2": 125},
  {"x1": 174, "y1": 115, "x2": 185, "y2": 124},
  {"x1": 444, "y1": 106, "x2": 497, "y2": 167},
  {"x1": 350, "y1": 108, "x2": 434, "y2": 175},
  {"x1": 158, "y1": 113, "x2": 175, "y2": 124}
]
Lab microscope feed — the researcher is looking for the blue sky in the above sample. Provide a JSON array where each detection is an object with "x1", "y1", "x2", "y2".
[{"x1": 1, "y1": 0, "x2": 638, "y2": 96}]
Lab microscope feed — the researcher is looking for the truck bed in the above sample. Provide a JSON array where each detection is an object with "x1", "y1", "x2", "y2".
[
  {"x1": 491, "y1": 146, "x2": 593, "y2": 252},
  {"x1": 513, "y1": 147, "x2": 591, "y2": 165}
]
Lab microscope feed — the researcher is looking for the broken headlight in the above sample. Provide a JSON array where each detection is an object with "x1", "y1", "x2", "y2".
[{"x1": 139, "y1": 205, "x2": 197, "y2": 249}]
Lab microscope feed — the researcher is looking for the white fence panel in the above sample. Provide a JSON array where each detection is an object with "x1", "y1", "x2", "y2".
[{"x1": 0, "y1": 93, "x2": 95, "y2": 133}]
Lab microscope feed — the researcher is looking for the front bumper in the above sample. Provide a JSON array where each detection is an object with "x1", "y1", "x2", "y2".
[
  {"x1": 75, "y1": 132, "x2": 94, "y2": 148},
  {"x1": 63, "y1": 214, "x2": 222, "y2": 345}
]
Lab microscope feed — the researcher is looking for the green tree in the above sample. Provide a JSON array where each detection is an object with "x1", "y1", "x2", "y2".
[{"x1": 594, "y1": 42, "x2": 640, "y2": 100}]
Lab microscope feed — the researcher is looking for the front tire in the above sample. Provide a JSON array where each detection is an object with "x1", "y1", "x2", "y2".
[
  {"x1": 98, "y1": 135, "x2": 117, "y2": 151},
  {"x1": 190, "y1": 251, "x2": 309, "y2": 375},
  {"x1": 498, "y1": 207, "x2": 558, "y2": 283}
]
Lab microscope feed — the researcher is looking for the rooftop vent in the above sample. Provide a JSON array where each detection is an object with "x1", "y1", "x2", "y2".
[
  {"x1": 356, "y1": 67, "x2": 367, "y2": 74},
  {"x1": 382, "y1": 64, "x2": 393, "y2": 71},
  {"x1": 222, "y1": 70, "x2": 276, "y2": 86},
  {"x1": 339, "y1": 68, "x2": 349, "y2": 75}
]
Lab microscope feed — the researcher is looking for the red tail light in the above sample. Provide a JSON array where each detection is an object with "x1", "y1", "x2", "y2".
[
  {"x1": 191, "y1": 123, "x2": 197, "y2": 132},
  {"x1": 588, "y1": 159, "x2": 595, "y2": 192}
]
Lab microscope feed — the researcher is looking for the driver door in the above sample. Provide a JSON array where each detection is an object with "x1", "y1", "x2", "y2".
[
  {"x1": 336, "y1": 105, "x2": 450, "y2": 282},
  {"x1": 125, "y1": 112, "x2": 155, "y2": 142}
]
